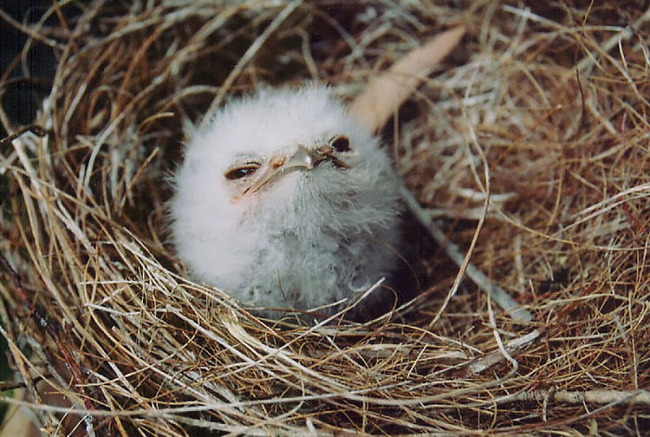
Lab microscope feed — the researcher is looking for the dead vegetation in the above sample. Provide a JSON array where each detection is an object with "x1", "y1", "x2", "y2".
[{"x1": 0, "y1": 1, "x2": 648, "y2": 435}]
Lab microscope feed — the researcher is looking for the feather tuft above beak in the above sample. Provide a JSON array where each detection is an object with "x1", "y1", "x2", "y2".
[{"x1": 238, "y1": 144, "x2": 348, "y2": 199}]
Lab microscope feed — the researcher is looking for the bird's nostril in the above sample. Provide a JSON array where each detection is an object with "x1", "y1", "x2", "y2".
[{"x1": 270, "y1": 156, "x2": 286, "y2": 169}]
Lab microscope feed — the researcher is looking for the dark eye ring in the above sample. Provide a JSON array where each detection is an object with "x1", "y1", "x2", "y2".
[
  {"x1": 330, "y1": 135, "x2": 350, "y2": 152},
  {"x1": 224, "y1": 164, "x2": 259, "y2": 180}
]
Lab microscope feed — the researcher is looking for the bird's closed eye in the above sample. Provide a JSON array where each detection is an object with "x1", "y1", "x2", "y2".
[{"x1": 224, "y1": 163, "x2": 260, "y2": 180}]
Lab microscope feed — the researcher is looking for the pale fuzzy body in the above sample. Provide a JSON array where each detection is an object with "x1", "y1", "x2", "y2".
[{"x1": 170, "y1": 87, "x2": 402, "y2": 314}]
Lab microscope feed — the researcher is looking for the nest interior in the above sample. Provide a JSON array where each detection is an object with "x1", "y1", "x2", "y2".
[{"x1": 0, "y1": 1, "x2": 649, "y2": 435}]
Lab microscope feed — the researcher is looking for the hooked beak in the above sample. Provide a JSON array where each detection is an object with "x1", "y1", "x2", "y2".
[{"x1": 241, "y1": 144, "x2": 347, "y2": 198}]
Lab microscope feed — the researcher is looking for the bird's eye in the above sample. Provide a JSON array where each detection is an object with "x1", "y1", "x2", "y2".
[
  {"x1": 330, "y1": 135, "x2": 350, "y2": 152},
  {"x1": 224, "y1": 164, "x2": 259, "y2": 180}
]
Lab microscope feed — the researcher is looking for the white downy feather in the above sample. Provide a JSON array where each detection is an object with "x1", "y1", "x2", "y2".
[{"x1": 169, "y1": 86, "x2": 402, "y2": 314}]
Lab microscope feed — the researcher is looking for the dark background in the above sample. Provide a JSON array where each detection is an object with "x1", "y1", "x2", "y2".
[
  {"x1": 1, "y1": 1, "x2": 56, "y2": 127},
  {"x1": 1, "y1": 1, "x2": 57, "y2": 407}
]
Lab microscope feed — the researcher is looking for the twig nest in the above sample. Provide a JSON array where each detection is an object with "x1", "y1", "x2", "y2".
[{"x1": 0, "y1": 2, "x2": 648, "y2": 435}]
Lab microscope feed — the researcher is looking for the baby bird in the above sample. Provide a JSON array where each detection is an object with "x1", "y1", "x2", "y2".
[{"x1": 169, "y1": 87, "x2": 403, "y2": 316}]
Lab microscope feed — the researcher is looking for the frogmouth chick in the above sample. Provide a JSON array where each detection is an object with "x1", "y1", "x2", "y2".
[{"x1": 169, "y1": 87, "x2": 403, "y2": 316}]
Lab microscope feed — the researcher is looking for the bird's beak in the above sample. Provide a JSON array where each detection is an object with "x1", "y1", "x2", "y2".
[{"x1": 241, "y1": 144, "x2": 344, "y2": 198}]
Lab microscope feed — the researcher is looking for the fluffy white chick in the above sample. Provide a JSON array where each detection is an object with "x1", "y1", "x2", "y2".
[{"x1": 169, "y1": 87, "x2": 402, "y2": 315}]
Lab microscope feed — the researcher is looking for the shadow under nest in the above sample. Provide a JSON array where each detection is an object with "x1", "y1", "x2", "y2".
[{"x1": 0, "y1": 1, "x2": 649, "y2": 436}]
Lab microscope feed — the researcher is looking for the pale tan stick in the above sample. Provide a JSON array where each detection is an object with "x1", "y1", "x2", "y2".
[
  {"x1": 468, "y1": 329, "x2": 541, "y2": 374},
  {"x1": 348, "y1": 26, "x2": 466, "y2": 132},
  {"x1": 494, "y1": 389, "x2": 650, "y2": 407}
]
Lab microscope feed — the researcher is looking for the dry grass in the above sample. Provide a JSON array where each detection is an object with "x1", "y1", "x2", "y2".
[{"x1": 0, "y1": 1, "x2": 648, "y2": 435}]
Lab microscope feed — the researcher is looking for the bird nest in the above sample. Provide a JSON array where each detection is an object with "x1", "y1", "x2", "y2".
[{"x1": 1, "y1": 1, "x2": 649, "y2": 435}]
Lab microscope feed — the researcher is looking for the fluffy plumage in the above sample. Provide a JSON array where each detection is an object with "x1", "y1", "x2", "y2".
[{"x1": 169, "y1": 87, "x2": 402, "y2": 315}]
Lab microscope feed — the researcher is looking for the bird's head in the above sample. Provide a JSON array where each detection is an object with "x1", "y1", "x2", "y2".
[
  {"x1": 169, "y1": 86, "x2": 400, "y2": 288},
  {"x1": 224, "y1": 134, "x2": 352, "y2": 201},
  {"x1": 172, "y1": 86, "x2": 397, "y2": 244}
]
